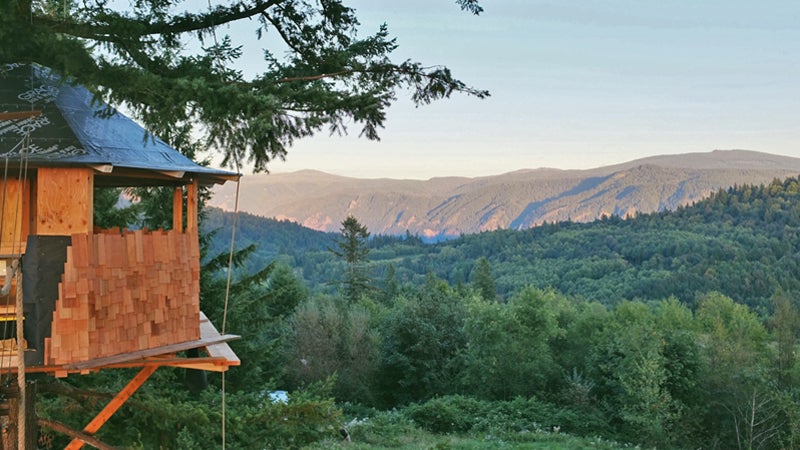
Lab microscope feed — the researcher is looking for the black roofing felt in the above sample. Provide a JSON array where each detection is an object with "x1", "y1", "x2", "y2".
[{"x1": 0, "y1": 64, "x2": 237, "y2": 184}]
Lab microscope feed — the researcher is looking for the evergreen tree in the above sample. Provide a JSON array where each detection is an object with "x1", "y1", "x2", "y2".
[
  {"x1": 2, "y1": 0, "x2": 487, "y2": 169},
  {"x1": 92, "y1": 187, "x2": 142, "y2": 230},
  {"x1": 471, "y1": 256, "x2": 497, "y2": 302},
  {"x1": 770, "y1": 289, "x2": 800, "y2": 387},
  {"x1": 330, "y1": 215, "x2": 371, "y2": 301},
  {"x1": 380, "y1": 263, "x2": 399, "y2": 304}
]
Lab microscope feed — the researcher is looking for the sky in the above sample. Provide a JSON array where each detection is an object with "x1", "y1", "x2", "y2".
[{"x1": 209, "y1": 0, "x2": 800, "y2": 180}]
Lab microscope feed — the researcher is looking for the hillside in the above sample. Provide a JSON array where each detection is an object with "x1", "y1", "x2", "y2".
[
  {"x1": 209, "y1": 150, "x2": 800, "y2": 240},
  {"x1": 207, "y1": 175, "x2": 800, "y2": 310}
]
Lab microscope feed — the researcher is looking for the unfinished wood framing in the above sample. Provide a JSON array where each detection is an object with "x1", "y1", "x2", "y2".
[{"x1": 0, "y1": 166, "x2": 239, "y2": 375}]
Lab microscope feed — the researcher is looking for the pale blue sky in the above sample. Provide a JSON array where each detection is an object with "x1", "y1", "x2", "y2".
[{"x1": 212, "y1": 0, "x2": 800, "y2": 179}]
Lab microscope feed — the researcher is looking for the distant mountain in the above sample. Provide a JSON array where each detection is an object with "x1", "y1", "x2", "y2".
[{"x1": 209, "y1": 150, "x2": 800, "y2": 240}]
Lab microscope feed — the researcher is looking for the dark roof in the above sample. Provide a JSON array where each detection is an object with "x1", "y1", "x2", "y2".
[{"x1": 0, "y1": 64, "x2": 238, "y2": 186}]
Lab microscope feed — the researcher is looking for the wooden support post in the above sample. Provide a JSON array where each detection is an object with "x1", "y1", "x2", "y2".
[
  {"x1": 64, "y1": 365, "x2": 158, "y2": 450},
  {"x1": 172, "y1": 186, "x2": 183, "y2": 232},
  {"x1": 186, "y1": 179, "x2": 198, "y2": 235}
]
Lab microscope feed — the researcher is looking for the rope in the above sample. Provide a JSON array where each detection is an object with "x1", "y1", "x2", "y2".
[
  {"x1": 0, "y1": 77, "x2": 34, "y2": 378},
  {"x1": 203, "y1": 1, "x2": 242, "y2": 447},
  {"x1": 220, "y1": 159, "x2": 241, "y2": 450},
  {"x1": 221, "y1": 171, "x2": 240, "y2": 335},
  {"x1": 13, "y1": 125, "x2": 31, "y2": 450}
]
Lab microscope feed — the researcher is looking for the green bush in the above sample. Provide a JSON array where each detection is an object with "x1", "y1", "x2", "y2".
[
  {"x1": 401, "y1": 394, "x2": 612, "y2": 441},
  {"x1": 221, "y1": 380, "x2": 344, "y2": 449},
  {"x1": 470, "y1": 397, "x2": 555, "y2": 435},
  {"x1": 404, "y1": 395, "x2": 483, "y2": 433},
  {"x1": 345, "y1": 410, "x2": 426, "y2": 446}
]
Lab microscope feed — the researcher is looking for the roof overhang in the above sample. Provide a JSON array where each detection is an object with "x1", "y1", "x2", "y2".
[{"x1": 0, "y1": 63, "x2": 239, "y2": 186}]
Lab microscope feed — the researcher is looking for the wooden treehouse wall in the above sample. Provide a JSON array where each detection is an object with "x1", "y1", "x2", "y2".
[
  {"x1": 46, "y1": 229, "x2": 200, "y2": 365},
  {"x1": 0, "y1": 167, "x2": 206, "y2": 369}
]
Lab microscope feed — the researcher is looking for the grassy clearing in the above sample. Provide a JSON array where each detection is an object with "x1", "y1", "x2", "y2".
[{"x1": 304, "y1": 411, "x2": 641, "y2": 450}]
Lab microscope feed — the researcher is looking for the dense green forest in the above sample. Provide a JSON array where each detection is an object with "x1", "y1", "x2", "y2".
[
  {"x1": 37, "y1": 176, "x2": 800, "y2": 449},
  {"x1": 207, "y1": 176, "x2": 800, "y2": 313}
]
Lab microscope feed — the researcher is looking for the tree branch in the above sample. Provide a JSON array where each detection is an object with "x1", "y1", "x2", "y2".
[
  {"x1": 35, "y1": 0, "x2": 286, "y2": 40},
  {"x1": 39, "y1": 418, "x2": 119, "y2": 450},
  {"x1": 275, "y1": 70, "x2": 351, "y2": 83},
  {"x1": 261, "y1": 12, "x2": 309, "y2": 59}
]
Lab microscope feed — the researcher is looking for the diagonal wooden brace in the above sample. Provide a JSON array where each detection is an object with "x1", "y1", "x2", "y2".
[{"x1": 64, "y1": 365, "x2": 158, "y2": 450}]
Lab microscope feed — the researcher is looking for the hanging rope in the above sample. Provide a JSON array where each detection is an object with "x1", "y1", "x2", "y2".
[
  {"x1": 0, "y1": 82, "x2": 34, "y2": 379},
  {"x1": 203, "y1": 2, "x2": 242, "y2": 447},
  {"x1": 13, "y1": 108, "x2": 33, "y2": 450},
  {"x1": 221, "y1": 170, "x2": 241, "y2": 335},
  {"x1": 220, "y1": 166, "x2": 241, "y2": 450}
]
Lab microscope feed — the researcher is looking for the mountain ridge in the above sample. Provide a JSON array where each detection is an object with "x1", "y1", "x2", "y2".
[{"x1": 209, "y1": 150, "x2": 800, "y2": 240}]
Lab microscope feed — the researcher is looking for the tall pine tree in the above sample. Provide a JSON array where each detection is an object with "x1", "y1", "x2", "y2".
[{"x1": 331, "y1": 215, "x2": 371, "y2": 301}]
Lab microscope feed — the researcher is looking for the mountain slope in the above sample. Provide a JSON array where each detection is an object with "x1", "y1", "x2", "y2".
[{"x1": 209, "y1": 150, "x2": 800, "y2": 239}]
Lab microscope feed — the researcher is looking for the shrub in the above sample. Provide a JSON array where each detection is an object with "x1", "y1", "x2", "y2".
[
  {"x1": 227, "y1": 380, "x2": 344, "y2": 449},
  {"x1": 404, "y1": 395, "x2": 483, "y2": 433}
]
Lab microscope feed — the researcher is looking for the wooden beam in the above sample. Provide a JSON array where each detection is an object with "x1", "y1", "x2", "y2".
[
  {"x1": 172, "y1": 187, "x2": 183, "y2": 232},
  {"x1": 38, "y1": 418, "x2": 118, "y2": 450},
  {"x1": 200, "y1": 313, "x2": 240, "y2": 366},
  {"x1": 20, "y1": 355, "x2": 237, "y2": 374},
  {"x1": 156, "y1": 170, "x2": 185, "y2": 179},
  {"x1": 146, "y1": 361, "x2": 231, "y2": 372},
  {"x1": 0, "y1": 111, "x2": 41, "y2": 121},
  {"x1": 64, "y1": 333, "x2": 240, "y2": 371},
  {"x1": 203, "y1": 343, "x2": 240, "y2": 366},
  {"x1": 88, "y1": 164, "x2": 114, "y2": 174},
  {"x1": 186, "y1": 178, "x2": 198, "y2": 234},
  {"x1": 64, "y1": 365, "x2": 157, "y2": 450},
  {"x1": 103, "y1": 357, "x2": 232, "y2": 371}
]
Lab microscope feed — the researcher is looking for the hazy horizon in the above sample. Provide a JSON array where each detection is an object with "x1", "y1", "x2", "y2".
[
  {"x1": 239, "y1": 149, "x2": 800, "y2": 181},
  {"x1": 203, "y1": 0, "x2": 800, "y2": 180}
]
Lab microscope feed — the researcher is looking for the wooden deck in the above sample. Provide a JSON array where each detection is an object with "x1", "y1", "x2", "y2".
[{"x1": 0, "y1": 312, "x2": 238, "y2": 377}]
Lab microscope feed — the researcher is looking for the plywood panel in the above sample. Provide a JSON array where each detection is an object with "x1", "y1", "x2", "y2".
[
  {"x1": 0, "y1": 177, "x2": 30, "y2": 254},
  {"x1": 36, "y1": 168, "x2": 93, "y2": 236}
]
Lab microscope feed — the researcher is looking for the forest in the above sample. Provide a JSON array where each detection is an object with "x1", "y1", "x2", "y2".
[
  {"x1": 36, "y1": 176, "x2": 800, "y2": 449},
  {"x1": 205, "y1": 176, "x2": 800, "y2": 312}
]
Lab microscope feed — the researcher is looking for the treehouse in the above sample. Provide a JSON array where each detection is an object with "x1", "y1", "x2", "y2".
[{"x1": 0, "y1": 62, "x2": 241, "y2": 446}]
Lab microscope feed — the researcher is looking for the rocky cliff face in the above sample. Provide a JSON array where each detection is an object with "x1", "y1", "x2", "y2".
[{"x1": 209, "y1": 150, "x2": 800, "y2": 240}]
